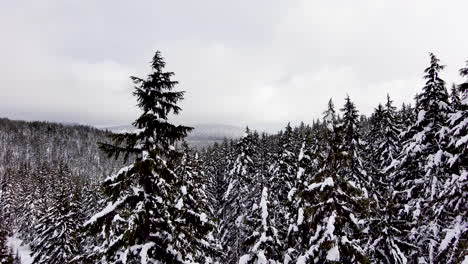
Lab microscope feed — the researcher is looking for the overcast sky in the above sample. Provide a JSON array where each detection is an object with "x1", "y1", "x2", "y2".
[{"x1": 1, "y1": 0, "x2": 467, "y2": 131}]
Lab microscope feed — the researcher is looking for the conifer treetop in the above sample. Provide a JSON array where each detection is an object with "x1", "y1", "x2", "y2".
[{"x1": 99, "y1": 51, "x2": 193, "y2": 161}]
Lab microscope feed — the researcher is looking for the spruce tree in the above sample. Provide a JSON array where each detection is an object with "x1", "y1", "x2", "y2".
[
  {"x1": 389, "y1": 53, "x2": 451, "y2": 263},
  {"x1": 239, "y1": 187, "x2": 281, "y2": 264},
  {"x1": 340, "y1": 96, "x2": 370, "y2": 193},
  {"x1": 296, "y1": 98, "x2": 369, "y2": 263},
  {"x1": 366, "y1": 96, "x2": 413, "y2": 263},
  {"x1": 83, "y1": 51, "x2": 212, "y2": 263},
  {"x1": 284, "y1": 139, "x2": 316, "y2": 263},
  {"x1": 270, "y1": 123, "x2": 298, "y2": 251},
  {"x1": 433, "y1": 60, "x2": 468, "y2": 263},
  {"x1": 449, "y1": 84, "x2": 461, "y2": 110},
  {"x1": 400, "y1": 103, "x2": 416, "y2": 133},
  {"x1": 202, "y1": 139, "x2": 235, "y2": 261},
  {"x1": 174, "y1": 142, "x2": 217, "y2": 263},
  {"x1": 31, "y1": 164, "x2": 83, "y2": 264},
  {"x1": 221, "y1": 128, "x2": 258, "y2": 263}
]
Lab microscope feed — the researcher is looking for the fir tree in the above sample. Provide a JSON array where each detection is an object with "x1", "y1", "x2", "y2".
[
  {"x1": 296, "y1": 98, "x2": 369, "y2": 263},
  {"x1": 400, "y1": 103, "x2": 416, "y2": 133},
  {"x1": 270, "y1": 123, "x2": 298, "y2": 250},
  {"x1": 449, "y1": 84, "x2": 461, "y2": 110},
  {"x1": 221, "y1": 128, "x2": 258, "y2": 263},
  {"x1": 283, "y1": 139, "x2": 316, "y2": 263},
  {"x1": 174, "y1": 142, "x2": 217, "y2": 263},
  {"x1": 389, "y1": 53, "x2": 451, "y2": 263},
  {"x1": 340, "y1": 95, "x2": 370, "y2": 193},
  {"x1": 239, "y1": 187, "x2": 281, "y2": 264},
  {"x1": 202, "y1": 139, "x2": 235, "y2": 261},
  {"x1": 83, "y1": 51, "x2": 212, "y2": 263},
  {"x1": 31, "y1": 164, "x2": 83, "y2": 264},
  {"x1": 366, "y1": 96, "x2": 413, "y2": 264},
  {"x1": 433, "y1": 59, "x2": 468, "y2": 264}
]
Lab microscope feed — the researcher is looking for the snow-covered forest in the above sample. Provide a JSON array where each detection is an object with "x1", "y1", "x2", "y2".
[{"x1": 0, "y1": 51, "x2": 467, "y2": 264}]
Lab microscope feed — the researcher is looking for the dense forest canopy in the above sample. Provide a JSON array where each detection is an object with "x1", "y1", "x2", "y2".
[{"x1": 0, "y1": 52, "x2": 466, "y2": 264}]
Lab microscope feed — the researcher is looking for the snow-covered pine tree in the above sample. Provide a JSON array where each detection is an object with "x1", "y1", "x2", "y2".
[
  {"x1": 174, "y1": 142, "x2": 217, "y2": 263},
  {"x1": 0, "y1": 168, "x2": 15, "y2": 235},
  {"x1": 400, "y1": 103, "x2": 416, "y2": 133},
  {"x1": 202, "y1": 139, "x2": 235, "y2": 261},
  {"x1": 239, "y1": 187, "x2": 281, "y2": 264},
  {"x1": 367, "y1": 103, "x2": 385, "y2": 197},
  {"x1": 340, "y1": 96, "x2": 370, "y2": 191},
  {"x1": 270, "y1": 123, "x2": 298, "y2": 250},
  {"x1": 72, "y1": 179, "x2": 103, "y2": 263},
  {"x1": 30, "y1": 163, "x2": 83, "y2": 264},
  {"x1": 380, "y1": 95, "x2": 402, "y2": 171},
  {"x1": 83, "y1": 51, "x2": 212, "y2": 263},
  {"x1": 449, "y1": 84, "x2": 461, "y2": 110},
  {"x1": 366, "y1": 96, "x2": 413, "y2": 263},
  {"x1": 368, "y1": 95, "x2": 403, "y2": 198},
  {"x1": 433, "y1": 60, "x2": 468, "y2": 264},
  {"x1": 389, "y1": 53, "x2": 451, "y2": 263},
  {"x1": 221, "y1": 128, "x2": 258, "y2": 263},
  {"x1": 17, "y1": 163, "x2": 47, "y2": 243},
  {"x1": 283, "y1": 138, "x2": 317, "y2": 263},
  {"x1": 296, "y1": 97, "x2": 370, "y2": 263}
]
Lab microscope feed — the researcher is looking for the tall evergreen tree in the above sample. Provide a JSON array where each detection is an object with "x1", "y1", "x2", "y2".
[
  {"x1": 239, "y1": 187, "x2": 281, "y2": 264},
  {"x1": 340, "y1": 96, "x2": 370, "y2": 193},
  {"x1": 366, "y1": 96, "x2": 413, "y2": 263},
  {"x1": 83, "y1": 51, "x2": 212, "y2": 263},
  {"x1": 283, "y1": 139, "x2": 316, "y2": 263},
  {"x1": 400, "y1": 103, "x2": 416, "y2": 133},
  {"x1": 295, "y1": 99, "x2": 369, "y2": 263},
  {"x1": 31, "y1": 164, "x2": 83, "y2": 264},
  {"x1": 433, "y1": 59, "x2": 468, "y2": 263},
  {"x1": 389, "y1": 53, "x2": 451, "y2": 263},
  {"x1": 270, "y1": 123, "x2": 298, "y2": 251},
  {"x1": 174, "y1": 142, "x2": 217, "y2": 263},
  {"x1": 221, "y1": 128, "x2": 258, "y2": 264},
  {"x1": 202, "y1": 139, "x2": 235, "y2": 261}
]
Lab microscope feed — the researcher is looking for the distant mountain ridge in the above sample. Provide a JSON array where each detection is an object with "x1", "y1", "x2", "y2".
[{"x1": 103, "y1": 123, "x2": 245, "y2": 147}]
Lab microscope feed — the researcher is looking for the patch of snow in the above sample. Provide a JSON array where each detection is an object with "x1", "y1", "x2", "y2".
[
  {"x1": 326, "y1": 245, "x2": 340, "y2": 261},
  {"x1": 140, "y1": 242, "x2": 155, "y2": 264},
  {"x1": 417, "y1": 110, "x2": 426, "y2": 124},
  {"x1": 298, "y1": 143, "x2": 305, "y2": 161},
  {"x1": 238, "y1": 254, "x2": 251, "y2": 264},
  {"x1": 297, "y1": 208, "x2": 304, "y2": 226},
  {"x1": 288, "y1": 188, "x2": 297, "y2": 202},
  {"x1": 224, "y1": 181, "x2": 234, "y2": 199},
  {"x1": 260, "y1": 187, "x2": 269, "y2": 226},
  {"x1": 307, "y1": 177, "x2": 334, "y2": 191},
  {"x1": 175, "y1": 198, "x2": 184, "y2": 209},
  {"x1": 105, "y1": 165, "x2": 133, "y2": 182},
  {"x1": 456, "y1": 134, "x2": 468, "y2": 147},
  {"x1": 462, "y1": 255, "x2": 468, "y2": 264},
  {"x1": 297, "y1": 168, "x2": 305, "y2": 179},
  {"x1": 438, "y1": 216, "x2": 466, "y2": 252},
  {"x1": 199, "y1": 213, "x2": 208, "y2": 223},
  {"x1": 256, "y1": 251, "x2": 268, "y2": 264},
  {"x1": 7, "y1": 234, "x2": 33, "y2": 264},
  {"x1": 84, "y1": 196, "x2": 128, "y2": 226},
  {"x1": 181, "y1": 185, "x2": 187, "y2": 195},
  {"x1": 296, "y1": 255, "x2": 308, "y2": 264}
]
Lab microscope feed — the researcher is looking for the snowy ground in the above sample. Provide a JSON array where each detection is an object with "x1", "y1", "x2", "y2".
[{"x1": 7, "y1": 234, "x2": 33, "y2": 264}]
